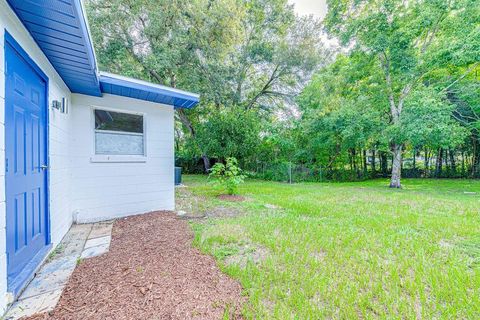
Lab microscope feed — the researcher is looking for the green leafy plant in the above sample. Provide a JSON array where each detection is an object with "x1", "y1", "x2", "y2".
[{"x1": 209, "y1": 157, "x2": 245, "y2": 195}]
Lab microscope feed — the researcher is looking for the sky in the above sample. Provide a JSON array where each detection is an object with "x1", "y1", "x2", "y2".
[{"x1": 289, "y1": 0, "x2": 328, "y2": 19}]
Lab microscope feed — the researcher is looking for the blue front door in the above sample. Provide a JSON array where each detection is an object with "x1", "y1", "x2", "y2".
[{"x1": 5, "y1": 33, "x2": 49, "y2": 295}]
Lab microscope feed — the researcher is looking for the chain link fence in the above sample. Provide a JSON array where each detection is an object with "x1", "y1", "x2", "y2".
[
  {"x1": 244, "y1": 162, "x2": 328, "y2": 183},
  {"x1": 177, "y1": 156, "x2": 475, "y2": 183}
]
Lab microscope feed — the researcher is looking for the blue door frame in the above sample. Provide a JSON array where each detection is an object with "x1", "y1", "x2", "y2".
[{"x1": 4, "y1": 30, "x2": 51, "y2": 297}]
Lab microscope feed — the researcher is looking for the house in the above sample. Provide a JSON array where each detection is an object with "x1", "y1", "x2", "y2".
[{"x1": 0, "y1": 0, "x2": 199, "y2": 312}]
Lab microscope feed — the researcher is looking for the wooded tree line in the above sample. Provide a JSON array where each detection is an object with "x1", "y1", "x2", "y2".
[{"x1": 87, "y1": 0, "x2": 479, "y2": 187}]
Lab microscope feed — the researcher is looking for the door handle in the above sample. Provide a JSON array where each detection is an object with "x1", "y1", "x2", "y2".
[{"x1": 40, "y1": 165, "x2": 49, "y2": 170}]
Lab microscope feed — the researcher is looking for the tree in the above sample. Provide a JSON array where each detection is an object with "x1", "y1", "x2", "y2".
[
  {"x1": 324, "y1": 0, "x2": 479, "y2": 187},
  {"x1": 195, "y1": 108, "x2": 261, "y2": 165},
  {"x1": 208, "y1": 157, "x2": 246, "y2": 195},
  {"x1": 86, "y1": 0, "x2": 326, "y2": 171},
  {"x1": 298, "y1": 53, "x2": 385, "y2": 178},
  {"x1": 87, "y1": 0, "x2": 245, "y2": 170}
]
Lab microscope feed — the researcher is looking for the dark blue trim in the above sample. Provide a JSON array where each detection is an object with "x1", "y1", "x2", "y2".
[
  {"x1": 72, "y1": 0, "x2": 100, "y2": 89},
  {"x1": 99, "y1": 74, "x2": 200, "y2": 109}
]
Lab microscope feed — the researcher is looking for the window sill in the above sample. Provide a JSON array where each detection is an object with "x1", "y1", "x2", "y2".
[{"x1": 90, "y1": 155, "x2": 147, "y2": 163}]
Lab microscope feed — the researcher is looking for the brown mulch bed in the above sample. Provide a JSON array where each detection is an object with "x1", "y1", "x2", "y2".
[
  {"x1": 26, "y1": 212, "x2": 245, "y2": 320},
  {"x1": 217, "y1": 195, "x2": 245, "y2": 202}
]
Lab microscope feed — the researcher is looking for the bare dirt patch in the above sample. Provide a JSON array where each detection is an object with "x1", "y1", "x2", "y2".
[
  {"x1": 200, "y1": 224, "x2": 270, "y2": 270},
  {"x1": 176, "y1": 186, "x2": 211, "y2": 219},
  {"x1": 176, "y1": 186, "x2": 244, "y2": 219},
  {"x1": 224, "y1": 244, "x2": 269, "y2": 269},
  {"x1": 217, "y1": 194, "x2": 245, "y2": 202},
  {"x1": 309, "y1": 249, "x2": 327, "y2": 262},
  {"x1": 25, "y1": 212, "x2": 245, "y2": 320},
  {"x1": 264, "y1": 203, "x2": 281, "y2": 210},
  {"x1": 207, "y1": 206, "x2": 242, "y2": 218}
]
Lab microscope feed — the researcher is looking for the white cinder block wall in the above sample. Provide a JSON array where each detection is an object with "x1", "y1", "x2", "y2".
[
  {"x1": 70, "y1": 94, "x2": 175, "y2": 223},
  {"x1": 0, "y1": 0, "x2": 74, "y2": 313}
]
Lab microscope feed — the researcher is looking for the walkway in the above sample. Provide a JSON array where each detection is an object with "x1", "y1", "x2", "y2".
[{"x1": 5, "y1": 221, "x2": 113, "y2": 319}]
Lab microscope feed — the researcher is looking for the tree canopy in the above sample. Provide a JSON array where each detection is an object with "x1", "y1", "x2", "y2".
[{"x1": 86, "y1": 0, "x2": 480, "y2": 185}]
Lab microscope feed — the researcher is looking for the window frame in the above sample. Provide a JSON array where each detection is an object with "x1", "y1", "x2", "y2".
[{"x1": 90, "y1": 106, "x2": 147, "y2": 163}]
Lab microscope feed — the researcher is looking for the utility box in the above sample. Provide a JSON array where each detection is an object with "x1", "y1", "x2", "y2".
[{"x1": 175, "y1": 167, "x2": 182, "y2": 185}]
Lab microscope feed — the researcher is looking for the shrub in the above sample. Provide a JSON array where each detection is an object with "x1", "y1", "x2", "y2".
[{"x1": 209, "y1": 157, "x2": 245, "y2": 195}]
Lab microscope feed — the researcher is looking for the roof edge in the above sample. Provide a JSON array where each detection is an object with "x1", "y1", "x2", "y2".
[{"x1": 99, "y1": 72, "x2": 200, "y2": 109}]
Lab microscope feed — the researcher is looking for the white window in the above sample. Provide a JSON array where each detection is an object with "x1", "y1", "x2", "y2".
[{"x1": 94, "y1": 109, "x2": 145, "y2": 155}]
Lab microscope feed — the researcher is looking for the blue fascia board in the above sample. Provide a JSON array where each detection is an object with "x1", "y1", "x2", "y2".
[
  {"x1": 72, "y1": 0, "x2": 99, "y2": 84},
  {"x1": 99, "y1": 73, "x2": 200, "y2": 109}
]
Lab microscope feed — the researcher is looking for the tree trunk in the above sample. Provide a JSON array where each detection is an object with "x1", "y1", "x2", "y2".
[
  {"x1": 371, "y1": 148, "x2": 376, "y2": 176},
  {"x1": 352, "y1": 149, "x2": 357, "y2": 174},
  {"x1": 400, "y1": 153, "x2": 403, "y2": 172},
  {"x1": 363, "y1": 149, "x2": 368, "y2": 177},
  {"x1": 412, "y1": 148, "x2": 416, "y2": 170},
  {"x1": 202, "y1": 155, "x2": 211, "y2": 172},
  {"x1": 174, "y1": 128, "x2": 181, "y2": 153},
  {"x1": 349, "y1": 150, "x2": 353, "y2": 172},
  {"x1": 449, "y1": 149, "x2": 456, "y2": 175},
  {"x1": 472, "y1": 135, "x2": 480, "y2": 178},
  {"x1": 444, "y1": 149, "x2": 449, "y2": 176},
  {"x1": 436, "y1": 148, "x2": 443, "y2": 178},
  {"x1": 390, "y1": 144, "x2": 402, "y2": 188},
  {"x1": 380, "y1": 151, "x2": 388, "y2": 176},
  {"x1": 380, "y1": 52, "x2": 413, "y2": 188},
  {"x1": 176, "y1": 109, "x2": 211, "y2": 172},
  {"x1": 378, "y1": 154, "x2": 383, "y2": 175},
  {"x1": 424, "y1": 147, "x2": 430, "y2": 177}
]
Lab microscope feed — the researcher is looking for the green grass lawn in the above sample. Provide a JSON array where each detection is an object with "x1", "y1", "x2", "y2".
[{"x1": 184, "y1": 175, "x2": 480, "y2": 319}]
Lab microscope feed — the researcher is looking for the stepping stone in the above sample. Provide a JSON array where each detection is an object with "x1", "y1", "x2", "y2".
[
  {"x1": 5, "y1": 289, "x2": 63, "y2": 319},
  {"x1": 64, "y1": 224, "x2": 93, "y2": 241},
  {"x1": 89, "y1": 223, "x2": 113, "y2": 239},
  {"x1": 41, "y1": 256, "x2": 77, "y2": 274},
  {"x1": 20, "y1": 269, "x2": 69, "y2": 300},
  {"x1": 48, "y1": 224, "x2": 92, "y2": 260},
  {"x1": 84, "y1": 235, "x2": 111, "y2": 249},
  {"x1": 81, "y1": 243, "x2": 110, "y2": 259},
  {"x1": 59, "y1": 237, "x2": 89, "y2": 257}
]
